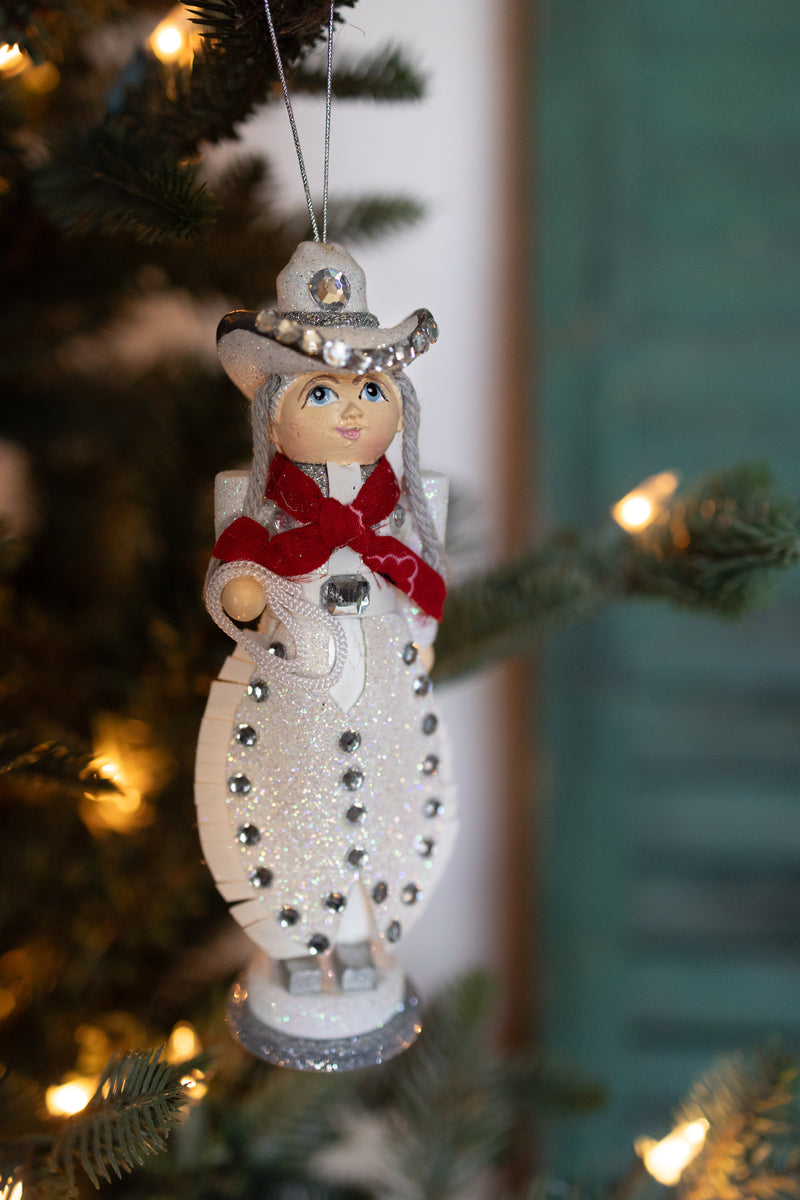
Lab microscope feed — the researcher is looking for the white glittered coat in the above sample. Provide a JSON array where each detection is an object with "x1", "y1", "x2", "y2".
[{"x1": 195, "y1": 461, "x2": 458, "y2": 962}]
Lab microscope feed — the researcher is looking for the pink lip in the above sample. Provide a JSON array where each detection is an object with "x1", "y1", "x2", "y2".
[{"x1": 337, "y1": 427, "x2": 362, "y2": 441}]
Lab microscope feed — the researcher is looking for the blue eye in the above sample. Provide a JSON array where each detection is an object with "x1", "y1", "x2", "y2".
[
  {"x1": 360, "y1": 381, "x2": 386, "y2": 403},
  {"x1": 306, "y1": 385, "x2": 339, "y2": 407}
]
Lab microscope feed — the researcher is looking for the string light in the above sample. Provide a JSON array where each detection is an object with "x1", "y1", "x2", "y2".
[
  {"x1": 0, "y1": 44, "x2": 28, "y2": 77},
  {"x1": 80, "y1": 715, "x2": 166, "y2": 835},
  {"x1": 635, "y1": 1117, "x2": 709, "y2": 1186},
  {"x1": 45, "y1": 1075, "x2": 97, "y2": 1117},
  {"x1": 148, "y1": 7, "x2": 196, "y2": 66},
  {"x1": 0, "y1": 1181, "x2": 24, "y2": 1200},
  {"x1": 166, "y1": 1020, "x2": 201, "y2": 1063},
  {"x1": 612, "y1": 470, "x2": 681, "y2": 533}
]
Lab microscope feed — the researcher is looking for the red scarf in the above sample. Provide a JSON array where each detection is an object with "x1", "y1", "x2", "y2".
[{"x1": 212, "y1": 453, "x2": 445, "y2": 620}]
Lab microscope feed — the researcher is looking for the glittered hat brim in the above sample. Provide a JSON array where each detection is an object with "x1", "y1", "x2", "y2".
[{"x1": 217, "y1": 308, "x2": 439, "y2": 401}]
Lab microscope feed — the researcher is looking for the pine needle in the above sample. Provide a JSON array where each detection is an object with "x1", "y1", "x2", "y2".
[
  {"x1": 49, "y1": 1048, "x2": 192, "y2": 1188},
  {"x1": 36, "y1": 126, "x2": 219, "y2": 243},
  {"x1": 292, "y1": 44, "x2": 426, "y2": 102}
]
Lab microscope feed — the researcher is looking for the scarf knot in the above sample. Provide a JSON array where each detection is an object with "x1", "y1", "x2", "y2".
[{"x1": 212, "y1": 453, "x2": 446, "y2": 620}]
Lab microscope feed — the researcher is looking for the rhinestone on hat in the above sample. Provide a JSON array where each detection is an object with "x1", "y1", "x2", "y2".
[{"x1": 309, "y1": 268, "x2": 351, "y2": 310}]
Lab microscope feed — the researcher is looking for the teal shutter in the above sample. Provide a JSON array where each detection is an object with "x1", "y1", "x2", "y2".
[{"x1": 537, "y1": 1, "x2": 800, "y2": 1176}]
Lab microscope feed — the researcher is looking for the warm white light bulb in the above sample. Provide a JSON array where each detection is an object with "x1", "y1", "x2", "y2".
[
  {"x1": 45, "y1": 1077, "x2": 96, "y2": 1116},
  {"x1": 154, "y1": 25, "x2": 184, "y2": 60},
  {"x1": 635, "y1": 1118, "x2": 709, "y2": 1186},
  {"x1": 0, "y1": 44, "x2": 26, "y2": 75},
  {"x1": 611, "y1": 470, "x2": 681, "y2": 533}
]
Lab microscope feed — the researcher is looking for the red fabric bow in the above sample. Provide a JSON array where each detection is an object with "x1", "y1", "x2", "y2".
[{"x1": 212, "y1": 453, "x2": 445, "y2": 620}]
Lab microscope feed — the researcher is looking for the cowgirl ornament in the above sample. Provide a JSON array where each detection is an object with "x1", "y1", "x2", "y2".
[{"x1": 195, "y1": 241, "x2": 458, "y2": 1070}]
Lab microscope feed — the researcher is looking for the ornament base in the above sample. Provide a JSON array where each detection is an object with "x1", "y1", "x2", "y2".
[{"x1": 226, "y1": 949, "x2": 423, "y2": 1071}]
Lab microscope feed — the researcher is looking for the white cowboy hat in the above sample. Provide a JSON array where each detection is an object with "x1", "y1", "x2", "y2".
[{"x1": 216, "y1": 241, "x2": 439, "y2": 400}]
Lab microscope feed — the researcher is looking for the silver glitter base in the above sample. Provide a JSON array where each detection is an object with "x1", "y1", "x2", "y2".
[{"x1": 226, "y1": 977, "x2": 423, "y2": 1071}]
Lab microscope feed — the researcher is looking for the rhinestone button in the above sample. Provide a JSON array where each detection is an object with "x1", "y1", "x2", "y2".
[
  {"x1": 372, "y1": 881, "x2": 388, "y2": 903},
  {"x1": 402, "y1": 883, "x2": 421, "y2": 905},
  {"x1": 402, "y1": 642, "x2": 418, "y2": 665},
  {"x1": 309, "y1": 267, "x2": 350, "y2": 309},
  {"x1": 346, "y1": 804, "x2": 365, "y2": 824},
  {"x1": 279, "y1": 906, "x2": 299, "y2": 927},
  {"x1": 342, "y1": 768, "x2": 364, "y2": 791},
  {"x1": 386, "y1": 920, "x2": 402, "y2": 944},
  {"x1": 422, "y1": 713, "x2": 438, "y2": 736},
  {"x1": 421, "y1": 755, "x2": 439, "y2": 776},
  {"x1": 237, "y1": 824, "x2": 260, "y2": 846},
  {"x1": 237, "y1": 724, "x2": 257, "y2": 747},
  {"x1": 268, "y1": 642, "x2": 286, "y2": 658},
  {"x1": 248, "y1": 679, "x2": 269, "y2": 702},
  {"x1": 249, "y1": 867, "x2": 273, "y2": 888},
  {"x1": 424, "y1": 798, "x2": 443, "y2": 818},
  {"x1": 339, "y1": 730, "x2": 361, "y2": 754},
  {"x1": 307, "y1": 933, "x2": 330, "y2": 955},
  {"x1": 325, "y1": 892, "x2": 346, "y2": 912},
  {"x1": 347, "y1": 848, "x2": 368, "y2": 868},
  {"x1": 416, "y1": 837, "x2": 435, "y2": 858},
  {"x1": 413, "y1": 674, "x2": 431, "y2": 697},
  {"x1": 228, "y1": 773, "x2": 251, "y2": 794}
]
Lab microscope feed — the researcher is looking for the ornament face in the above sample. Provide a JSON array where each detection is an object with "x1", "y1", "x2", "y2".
[{"x1": 269, "y1": 371, "x2": 403, "y2": 465}]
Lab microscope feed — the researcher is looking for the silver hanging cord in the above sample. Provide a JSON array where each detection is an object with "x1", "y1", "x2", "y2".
[
  {"x1": 262, "y1": 0, "x2": 337, "y2": 245},
  {"x1": 322, "y1": 0, "x2": 334, "y2": 243}
]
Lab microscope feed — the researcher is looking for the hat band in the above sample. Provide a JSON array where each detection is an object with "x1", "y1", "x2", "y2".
[{"x1": 277, "y1": 310, "x2": 380, "y2": 329}]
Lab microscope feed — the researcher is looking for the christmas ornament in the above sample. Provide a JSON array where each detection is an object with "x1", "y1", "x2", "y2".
[{"x1": 194, "y1": 5, "x2": 457, "y2": 1071}]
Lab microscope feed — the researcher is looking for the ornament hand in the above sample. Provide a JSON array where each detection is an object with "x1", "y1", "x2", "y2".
[{"x1": 221, "y1": 576, "x2": 267, "y2": 622}]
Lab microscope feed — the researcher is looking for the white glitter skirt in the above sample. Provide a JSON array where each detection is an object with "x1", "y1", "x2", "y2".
[{"x1": 195, "y1": 611, "x2": 458, "y2": 962}]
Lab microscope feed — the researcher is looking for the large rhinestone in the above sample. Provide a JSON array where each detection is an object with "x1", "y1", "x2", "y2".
[
  {"x1": 309, "y1": 267, "x2": 350, "y2": 309},
  {"x1": 249, "y1": 867, "x2": 273, "y2": 888},
  {"x1": 343, "y1": 768, "x2": 364, "y2": 791},
  {"x1": 325, "y1": 892, "x2": 346, "y2": 912},
  {"x1": 402, "y1": 642, "x2": 418, "y2": 665},
  {"x1": 237, "y1": 724, "x2": 257, "y2": 747},
  {"x1": 421, "y1": 755, "x2": 439, "y2": 776},
  {"x1": 402, "y1": 883, "x2": 420, "y2": 905},
  {"x1": 279, "y1": 906, "x2": 299, "y2": 927},
  {"x1": 372, "y1": 881, "x2": 388, "y2": 903},
  {"x1": 228, "y1": 773, "x2": 251, "y2": 794},
  {"x1": 237, "y1": 824, "x2": 260, "y2": 846},
  {"x1": 323, "y1": 339, "x2": 351, "y2": 368},
  {"x1": 347, "y1": 847, "x2": 368, "y2": 868},
  {"x1": 248, "y1": 679, "x2": 269, "y2": 702},
  {"x1": 416, "y1": 836, "x2": 435, "y2": 858},
  {"x1": 339, "y1": 730, "x2": 361, "y2": 753},
  {"x1": 422, "y1": 713, "x2": 438, "y2": 736},
  {"x1": 410, "y1": 329, "x2": 429, "y2": 355},
  {"x1": 386, "y1": 920, "x2": 402, "y2": 944},
  {"x1": 424, "y1": 798, "x2": 442, "y2": 818},
  {"x1": 268, "y1": 642, "x2": 286, "y2": 658},
  {"x1": 346, "y1": 803, "x2": 366, "y2": 824}
]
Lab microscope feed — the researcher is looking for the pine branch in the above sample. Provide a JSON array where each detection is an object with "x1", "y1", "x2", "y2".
[
  {"x1": 36, "y1": 125, "x2": 218, "y2": 242},
  {"x1": 292, "y1": 44, "x2": 426, "y2": 101},
  {"x1": 49, "y1": 1048, "x2": 192, "y2": 1188},
  {"x1": 677, "y1": 1048, "x2": 800, "y2": 1200},
  {"x1": 435, "y1": 463, "x2": 800, "y2": 681},
  {"x1": 324, "y1": 194, "x2": 426, "y2": 243}
]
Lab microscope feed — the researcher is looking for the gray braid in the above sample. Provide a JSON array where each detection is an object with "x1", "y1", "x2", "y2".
[
  {"x1": 397, "y1": 372, "x2": 447, "y2": 575},
  {"x1": 244, "y1": 374, "x2": 288, "y2": 523}
]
